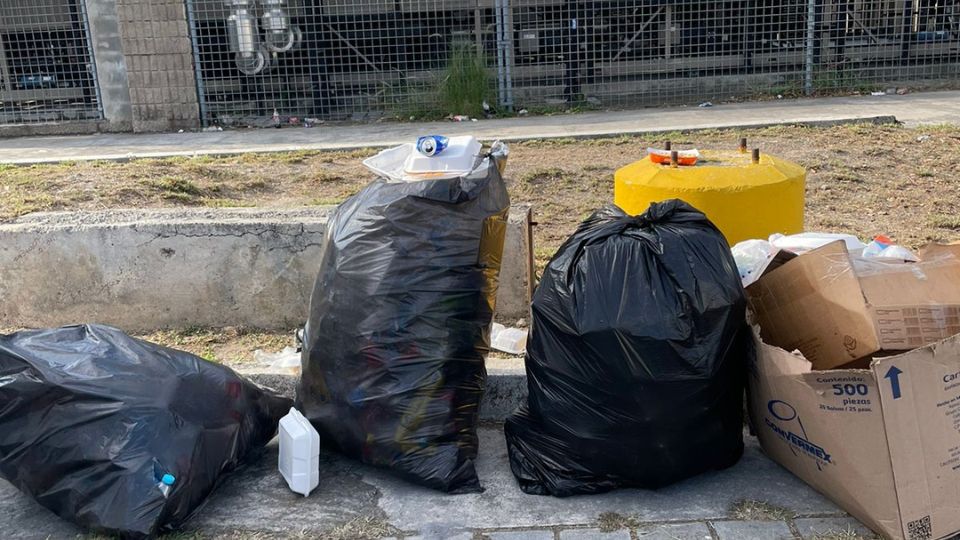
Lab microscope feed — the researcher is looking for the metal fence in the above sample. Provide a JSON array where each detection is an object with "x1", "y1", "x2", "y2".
[
  {"x1": 0, "y1": 0, "x2": 101, "y2": 125},
  {"x1": 186, "y1": 0, "x2": 960, "y2": 127}
]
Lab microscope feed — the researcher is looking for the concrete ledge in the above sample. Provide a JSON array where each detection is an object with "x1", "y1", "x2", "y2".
[{"x1": 0, "y1": 206, "x2": 533, "y2": 331}]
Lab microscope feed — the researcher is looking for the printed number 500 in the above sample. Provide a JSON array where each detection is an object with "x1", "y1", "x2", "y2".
[{"x1": 833, "y1": 383, "x2": 868, "y2": 396}]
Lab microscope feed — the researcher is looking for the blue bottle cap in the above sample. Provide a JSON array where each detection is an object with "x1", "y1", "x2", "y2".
[{"x1": 161, "y1": 474, "x2": 176, "y2": 486}]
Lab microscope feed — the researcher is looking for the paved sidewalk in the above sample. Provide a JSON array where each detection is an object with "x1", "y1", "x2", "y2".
[
  {"x1": 1, "y1": 91, "x2": 959, "y2": 164},
  {"x1": 0, "y1": 427, "x2": 876, "y2": 540}
]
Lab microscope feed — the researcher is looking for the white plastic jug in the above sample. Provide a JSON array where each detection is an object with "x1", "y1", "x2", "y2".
[{"x1": 278, "y1": 407, "x2": 320, "y2": 497}]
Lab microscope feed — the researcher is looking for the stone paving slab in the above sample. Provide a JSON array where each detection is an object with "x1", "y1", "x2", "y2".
[
  {"x1": 793, "y1": 517, "x2": 879, "y2": 539},
  {"x1": 560, "y1": 529, "x2": 633, "y2": 539},
  {"x1": 711, "y1": 520, "x2": 795, "y2": 540},
  {"x1": 0, "y1": 427, "x2": 857, "y2": 539}
]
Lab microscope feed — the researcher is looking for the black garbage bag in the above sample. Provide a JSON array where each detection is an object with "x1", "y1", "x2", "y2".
[
  {"x1": 297, "y1": 146, "x2": 510, "y2": 493},
  {"x1": 0, "y1": 324, "x2": 291, "y2": 538},
  {"x1": 504, "y1": 200, "x2": 749, "y2": 496}
]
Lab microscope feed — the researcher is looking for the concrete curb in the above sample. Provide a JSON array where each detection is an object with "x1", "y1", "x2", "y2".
[{"x1": 0, "y1": 206, "x2": 533, "y2": 331}]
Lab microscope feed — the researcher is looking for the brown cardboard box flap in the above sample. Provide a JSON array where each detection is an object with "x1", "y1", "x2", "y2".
[
  {"x1": 747, "y1": 241, "x2": 878, "y2": 369},
  {"x1": 750, "y1": 332, "x2": 901, "y2": 537},
  {"x1": 872, "y1": 335, "x2": 960, "y2": 540}
]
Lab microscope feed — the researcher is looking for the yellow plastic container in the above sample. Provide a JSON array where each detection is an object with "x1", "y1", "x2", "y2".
[{"x1": 614, "y1": 150, "x2": 806, "y2": 245}]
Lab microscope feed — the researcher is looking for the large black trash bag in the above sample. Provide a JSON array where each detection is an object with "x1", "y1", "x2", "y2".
[
  {"x1": 0, "y1": 324, "x2": 291, "y2": 538},
  {"x1": 297, "y1": 147, "x2": 510, "y2": 493},
  {"x1": 504, "y1": 200, "x2": 750, "y2": 496}
]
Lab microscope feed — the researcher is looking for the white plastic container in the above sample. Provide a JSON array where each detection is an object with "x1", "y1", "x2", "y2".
[
  {"x1": 278, "y1": 407, "x2": 320, "y2": 497},
  {"x1": 490, "y1": 323, "x2": 528, "y2": 355},
  {"x1": 363, "y1": 136, "x2": 483, "y2": 182}
]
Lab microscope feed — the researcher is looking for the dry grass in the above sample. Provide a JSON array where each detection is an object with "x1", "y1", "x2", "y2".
[
  {"x1": 136, "y1": 327, "x2": 294, "y2": 366},
  {"x1": 319, "y1": 516, "x2": 399, "y2": 540},
  {"x1": 596, "y1": 511, "x2": 640, "y2": 532},
  {"x1": 4, "y1": 123, "x2": 960, "y2": 275},
  {"x1": 730, "y1": 499, "x2": 795, "y2": 521}
]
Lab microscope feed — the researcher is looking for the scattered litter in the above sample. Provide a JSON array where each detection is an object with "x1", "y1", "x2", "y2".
[
  {"x1": 871, "y1": 91, "x2": 886, "y2": 96},
  {"x1": 505, "y1": 201, "x2": 748, "y2": 496},
  {"x1": 288, "y1": 116, "x2": 300, "y2": 125},
  {"x1": 202, "y1": 126, "x2": 223, "y2": 132},
  {"x1": 490, "y1": 323, "x2": 528, "y2": 355},
  {"x1": 896, "y1": 87, "x2": 910, "y2": 95},
  {"x1": 776, "y1": 94, "x2": 784, "y2": 99},
  {"x1": 861, "y1": 234, "x2": 919, "y2": 261},
  {"x1": 769, "y1": 231, "x2": 865, "y2": 254},
  {"x1": 0, "y1": 324, "x2": 290, "y2": 538},
  {"x1": 254, "y1": 346, "x2": 300, "y2": 372},
  {"x1": 278, "y1": 408, "x2": 320, "y2": 497},
  {"x1": 917, "y1": 134, "x2": 931, "y2": 142},
  {"x1": 517, "y1": 108, "x2": 529, "y2": 117},
  {"x1": 732, "y1": 239, "x2": 776, "y2": 287},
  {"x1": 178, "y1": 129, "x2": 184, "y2": 133},
  {"x1": 364, "y1": 135, "x2": 482, "y2": 182},
  {"x1": 698, "y1": 101, "x2": 713, "y2": 107},
  {"x1": 448, "y1": 114, "x2": 471, "y2": 122},
  {"x1": 647, "y1": 147, "x2": 701, "y2": 166}
]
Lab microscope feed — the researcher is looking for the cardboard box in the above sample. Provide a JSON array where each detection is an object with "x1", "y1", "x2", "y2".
[
  {"x1": 746, "y1": 241, "x2": 960, "y2": 370},
  {"x1": 749, "y1": 330, "x2": 960, "y2": 540}
]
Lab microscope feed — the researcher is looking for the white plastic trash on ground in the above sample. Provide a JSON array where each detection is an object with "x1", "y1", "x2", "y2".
[
  {"x1": 254, "y1": 346, "x2": 300, "y2": 374},
  {"x1": 491, "y1": 323, "x2": 528, "y2": 355},
  {"x1": 278, "y1": 407, "x2": 320, "y2": 497},
  {"x1": 363, "y1": 135, "x2": 484, "y2": 182}
]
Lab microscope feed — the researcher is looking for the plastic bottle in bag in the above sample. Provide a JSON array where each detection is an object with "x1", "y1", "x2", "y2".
[{"x1": 862, "y1": 235, "x2": 893, "y2": 258}]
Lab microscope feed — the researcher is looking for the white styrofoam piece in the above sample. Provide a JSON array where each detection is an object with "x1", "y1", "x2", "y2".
[
  {"x1": 363, "y1": 136, "x2": 482, "y2": 182},
  {"x1": 278, "y1": 407, "x2": 320, "y2": 497}
]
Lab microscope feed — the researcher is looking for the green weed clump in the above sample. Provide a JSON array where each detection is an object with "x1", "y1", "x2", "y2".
[{"x1": 438, "y1": 42, "x2": 493, "y2": 118}]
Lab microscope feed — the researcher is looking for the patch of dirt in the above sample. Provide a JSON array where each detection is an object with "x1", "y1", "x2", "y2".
[
  {"x1": 136, "y1": 327, "x2": 295, "y2": 366},
  {"x1": 4, "y1": 123, "x2": 960, "y2": 275}
]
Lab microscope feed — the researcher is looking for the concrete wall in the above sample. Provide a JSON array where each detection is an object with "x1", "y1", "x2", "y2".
[
  {"x1": 115, "y1": 0, "x2": 201, "y2": 132},
  {"x1": 0, "y1": 207, "x2": 533, "y2": 332},
  {"x1": 86, "y1": 0, "x2": 134, "y2": 132}
]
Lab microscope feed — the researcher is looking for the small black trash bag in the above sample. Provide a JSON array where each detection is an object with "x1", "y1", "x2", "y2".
[
  {"x1": 504, "y1": 200, "x2": 750, "y2": 496},
  {"x1": 0, "y1": 324, "x2": 291, "y2": 538},
  {"x1": 297, "y1": 147, "x2": 510, "y2": 493}
]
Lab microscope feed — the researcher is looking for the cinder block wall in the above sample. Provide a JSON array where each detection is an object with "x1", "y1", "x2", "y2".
[{"x1": 114, "y1": 0, "x2": 201, "y2": 132}]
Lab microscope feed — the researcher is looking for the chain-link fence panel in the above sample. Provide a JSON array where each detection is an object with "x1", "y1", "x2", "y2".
[
  {"x1": 184, "y1": 0, "x2": 959, "y2": 127},
  {"x1": 0, "y1": 0, "x2": 102, "y2": 125}
]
